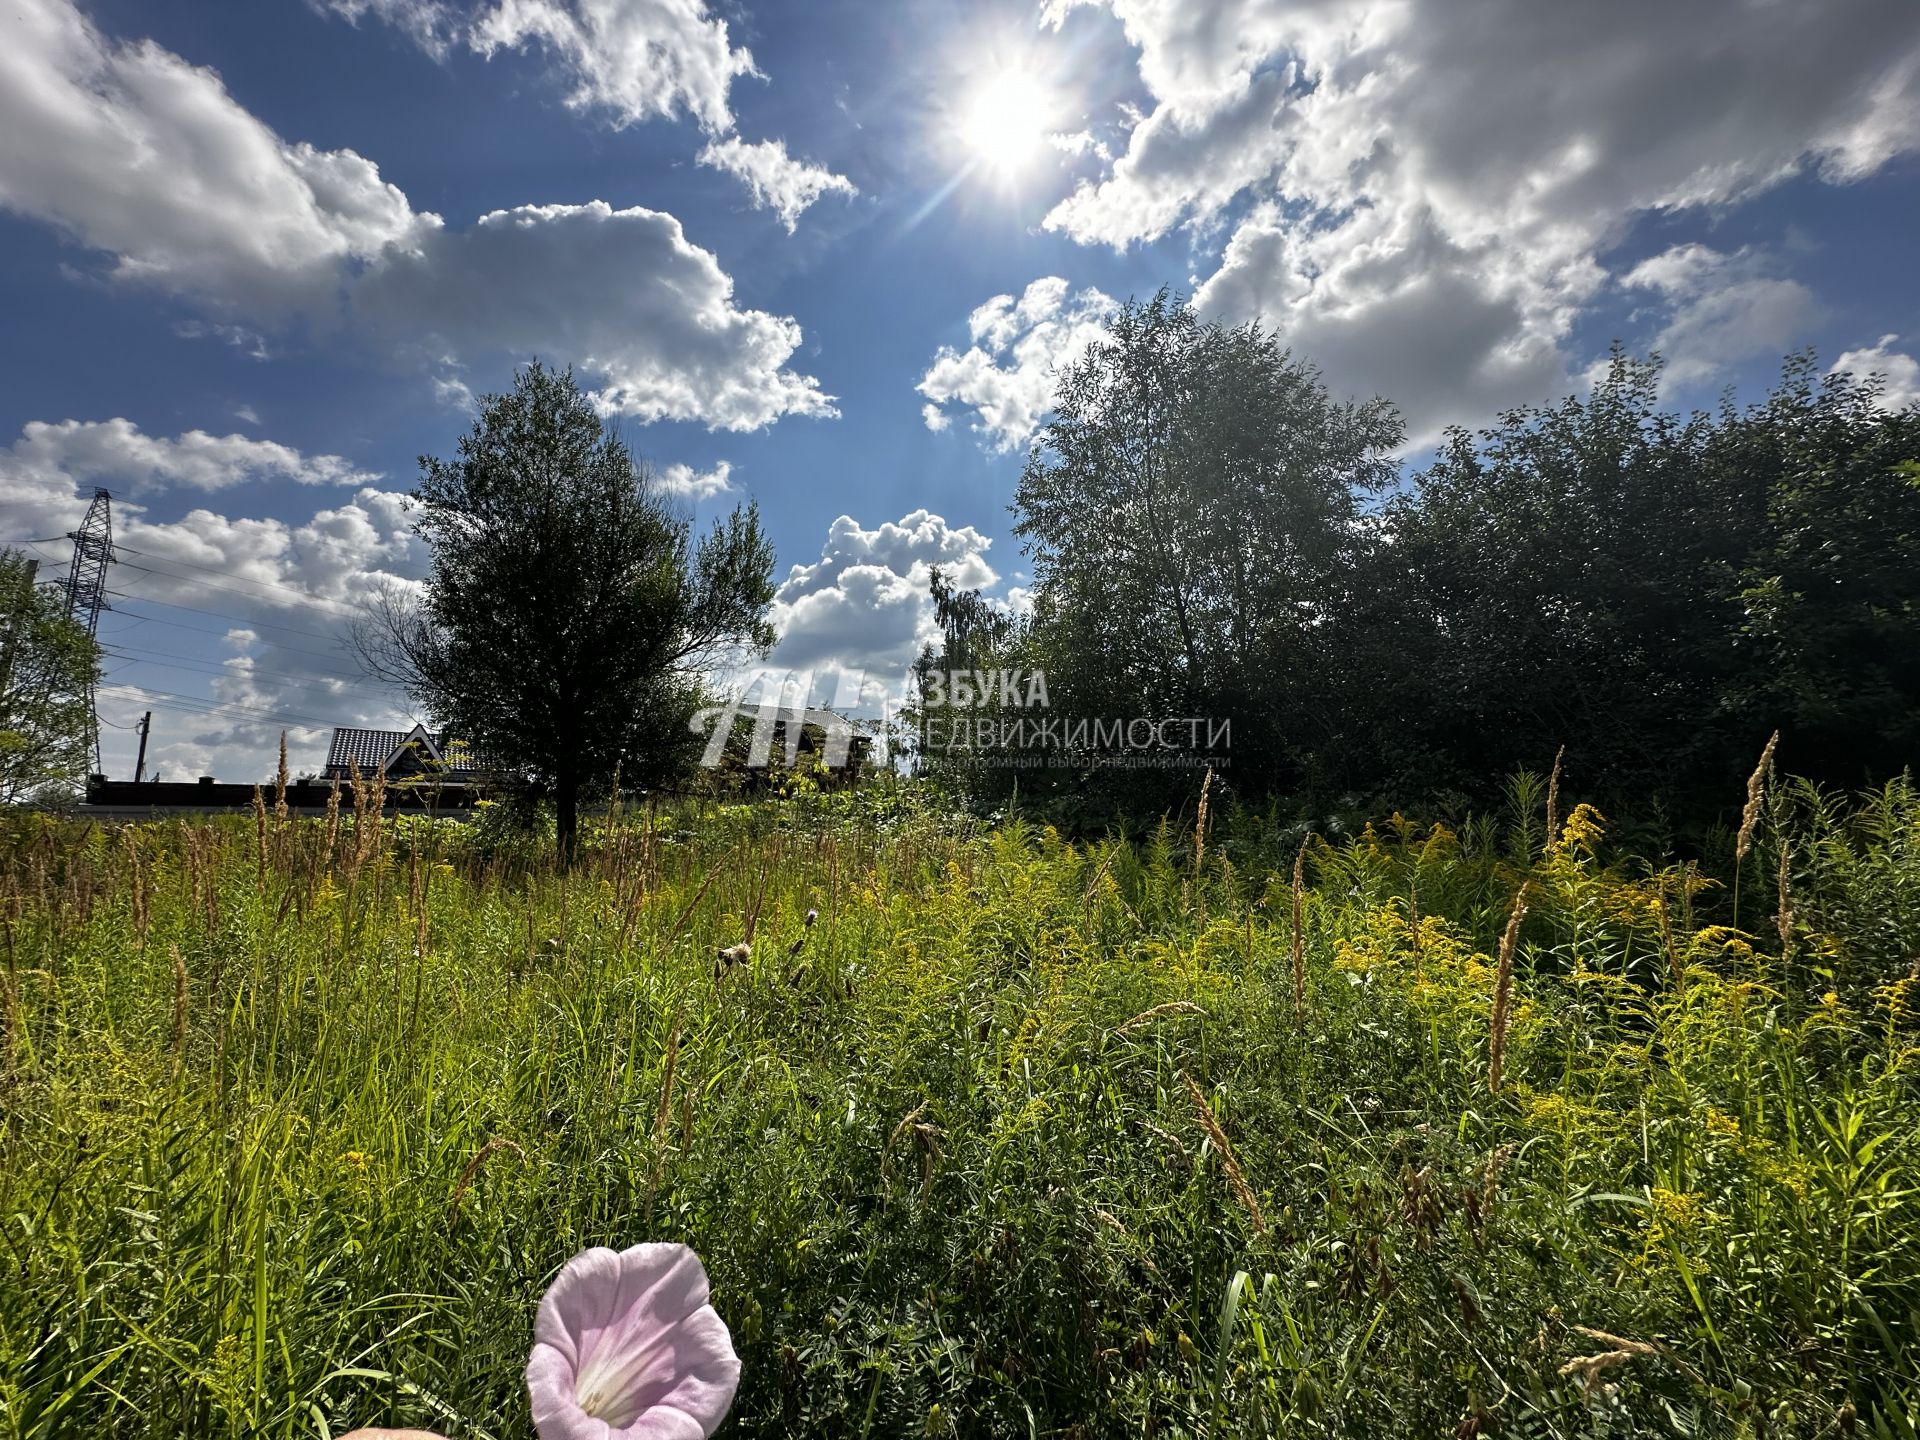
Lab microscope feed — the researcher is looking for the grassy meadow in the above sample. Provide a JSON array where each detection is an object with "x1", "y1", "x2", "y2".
[{"x1": 1, "y1": 775, "x2": 1917, "y2": 1438}]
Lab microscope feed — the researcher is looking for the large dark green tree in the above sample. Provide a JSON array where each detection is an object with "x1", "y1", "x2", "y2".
[
  {"x1": 1338, "y1": 351, "x2": 1920, "y2": 817},
  {"x1": 1010, "y1": 290, "x2": 1402, "y2": 804},
  {"x1": 0, "y1": 547, "x2": 100, "y2": 804},
  {"x1": 949, "y1": 311, "x2": 1920, "y2": 829},
  {"x1": 1719, "y1": 359, "x2": 1920, "y2": 783},
  {"x1": 360, "y1": 362, "x2": 775, "y2": 859},
  {"x1": 1341, "y1": 350, "x2": 1751, "y2": 809}
]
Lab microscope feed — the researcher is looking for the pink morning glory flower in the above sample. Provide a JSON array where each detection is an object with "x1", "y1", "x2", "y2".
[{"x1": 525, "y1": 1242, "x2": 741, "y2": 1440}]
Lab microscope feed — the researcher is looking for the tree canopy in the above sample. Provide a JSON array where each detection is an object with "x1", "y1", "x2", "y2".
[
  {"x1": 359, "y1": 362, "x2": 776, "y2": 858},
  {"x1": 921, "y1": 291, "x2": 1402, "y2": 811},
  {"x1": 0, "y1": 547, "x2": 100, "y2": 804},
  {"x1": 917, "y1": 295, "x2": 1920, "y2": 834}
]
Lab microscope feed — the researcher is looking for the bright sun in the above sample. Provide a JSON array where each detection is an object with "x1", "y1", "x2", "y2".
[{"x1": 957, "y1": 67, "x2": 1057, "y2": 178}]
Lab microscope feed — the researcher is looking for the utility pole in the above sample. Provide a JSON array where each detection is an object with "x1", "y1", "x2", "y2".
[
  {"x1": 134, "y1": 710, "x2": 152, "y2": 783},
  {"x1": 0, "y1": 556, "x2": 38, "y2": 698},
  {"x1": 61, "y1": 489, "x2": 115, "y2": 774}
]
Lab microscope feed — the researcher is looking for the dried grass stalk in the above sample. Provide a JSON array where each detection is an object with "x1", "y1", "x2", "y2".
[
  {"x1": 251, "y1": 786, "x2": 268, "y2": 888},
  {"x1": 1545, "y1": 744, "x2": 1564, "y2": 851},
  {"x1": 1735, "y1": 730, "x2": 1780, "y2": 863},
  {"x1": 1488, "y1": 883, "x2": 1531, "y2": 1093},
  {"x1": 1776, "y1": 842, "x2": 1795, "y2": 955},
  {"x1": 1113, "y1": 1001, "x2": 1207, "y2": 1035},
  {"x1": 1655, "y1": 890, "x2": 1683, "y2": 990},
  {"x1": 1193, "y1": 766, "x2": 1213, "y2": 875},
  {"x1": 1558, "y1": 1329, "x2": 1659, "y2": 1395},
  {"x1": 323, "y1": 778, "x2": 342, "y2": 867},
  {"x1": 1182, "y1": 1072, "x2": 1266, "y2": 1235},
  {"x1": 169, "y1": 944, "x2": 188, "y2": 1062},
  {"x1": 653, "y1": 1018, "x2": 681, "y2": 1144},
  {"x1": 1558, "y1": 1326, "x2": 1703, "y2": 1397},
  {"x1": 1291, "y1": 837, "x2": 1309, "y2": 1024},
  {"x1": 125, "y1": 828, "x2": 149, "y2": 948},
  {"x1": 884, "y1": 1103, "x2": 945, "y2": 1196},
  {"x1": 449, "y1": 1135, "x2": 526, "y2": 1215}
]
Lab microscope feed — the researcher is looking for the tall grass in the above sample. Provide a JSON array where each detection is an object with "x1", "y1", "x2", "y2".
[{"x1": 0, "y1": 778, "x2": 1916, "y2": 1437}]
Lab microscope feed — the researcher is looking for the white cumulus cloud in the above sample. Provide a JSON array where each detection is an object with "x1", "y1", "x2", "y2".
[
  {"x1": 349, "y1": 201, "x2": 836, "y2": 429},
  {"x1": 917, "y1": 279, "x2": 1118, "y2": 452},
  {"x1": 0, "y1": 411, "x2": 420, "y2": 786},
  {"x1": 471, "y1": 0, "x2": 758, "y2": 132},
  {"x1": 1830, "y1": 335, "x2": 1920, "y2": 411},
  {"x1": 1, "y1": 0, "x2": 833, "y2": 432},
  {"x1": 654, "y1": 460, "x2": 737, "y2": 501},
  {"x1": 315, "y1": 0, "x2": 756, "y2": 131},
  {"x1": 1040, "y1": 0, "x2": 1920, "y2": 436},
  {"x1": 697, "y1": 136, "x2": 857, "y2": 232},
  {"x1": 0, "y1": 419, "x2": 379, "y2": 539},
  {"x1": 1620, "y1": 245, "x2": 1819, "y2": 391},
  {"x1": 0, "y1": 0, "x2": 430, "y2": 316},
  {"x1": 768, "y1": 510, "x2": 999, "y2": 702}
]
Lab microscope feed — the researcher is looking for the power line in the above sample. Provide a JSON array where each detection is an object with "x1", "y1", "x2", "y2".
[
  {"x1": 102, "y1": 641, "x2": 371, "y2": 689},
  {"x1": 97, "y1": 682, "x2": 361, "y2": 732},
  {"x1": 113, "y1": 543, "x2": 379, "y2": 612},
  {"x1": 100, "y1": 599, "x2": 357, "y2": 663},
  {"x1": 102, "y1": 653, "x2": 353, "y2": 694},
  {"x1": 99, "y1": 683, "x2": 335, "y2": 726},
  {"x1": 40, "y1": 539, "x2": 378, "y2": 651},
  {"x1": 112, "y1": 556, "x2": 360, "y2": 617},
  {"x1": 38, "y1": 538, "x2": 392, "y2": 626},
  {"x1": 104, "y1": 586, "x2": 352, "y2": 647}
]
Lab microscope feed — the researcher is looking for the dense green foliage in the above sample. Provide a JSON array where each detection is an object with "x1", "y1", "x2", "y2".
[
  {"x1": 356, "y1": 362, "x2": 777, "y2": 858},
  {"x1": 0, "y1": 546, "x2": 100, "y2": 804},
  {"x1": 1358, "y1": 350, "x2": 1920, "y2": 813},
  {"x1": 919, "y1": 297, "x2": 1920, "y2": 830},
  {"x1": 3, "y1": 770, "x2": 1916, "y2": 1437},
  {"x1": 1009, "y1": 291, "x2": 1401, "y2": 790}
]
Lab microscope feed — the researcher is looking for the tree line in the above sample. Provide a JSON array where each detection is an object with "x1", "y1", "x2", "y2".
[
  {"x1": 915, "y1": 291, "x2": 1920, "y2": 835},
  {"x1": 18, "y1": 316, "x2": 1910, "y2": 853}
]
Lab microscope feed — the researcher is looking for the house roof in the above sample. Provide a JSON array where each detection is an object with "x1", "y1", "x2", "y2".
[{"x1": 324, "y1": 725, "x2": 491, "y2": 777}]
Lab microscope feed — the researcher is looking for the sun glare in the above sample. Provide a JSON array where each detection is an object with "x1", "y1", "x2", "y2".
[{"x1": 957, "y1": 66, "x2": 1057, "y2": 179}]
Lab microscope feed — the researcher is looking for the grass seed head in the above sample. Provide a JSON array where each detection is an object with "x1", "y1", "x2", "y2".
[
  {"x1": 1736, "y1": 730, "x2": 1779, "y2": 862},
  {"x1": 1545, "y1": 745, "x2": 1564, "y2": 852},
  {"x1": 1488, "y1": 885, "x2": 1531, "y2": 1093},
  {"x1": 1182, "y1": 1072, "x2": 1266, "y2": 1235},
  {"x1": 1292, "y1": 836, "x2": 1309, "y2": 1023}
]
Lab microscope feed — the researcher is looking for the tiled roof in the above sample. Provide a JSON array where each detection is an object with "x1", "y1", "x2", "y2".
[{"x1": 323, "y1": 726, "x2": 491, "y2": 777}]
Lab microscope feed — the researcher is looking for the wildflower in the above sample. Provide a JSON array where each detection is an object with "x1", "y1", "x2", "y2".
[
  {"x1": 1703, "y1": 1109, "x2": 1741, "y2": 1140},
  {"x1": 1556, "y1": 803, "x2": 1606, "y2": 855},
  {"x1": 1648, "y1": 1187, "x2": 1707, "y2": 1226},
  {"x1": 526, "y1": 1242, "x2": 740, "y2": 1439}
]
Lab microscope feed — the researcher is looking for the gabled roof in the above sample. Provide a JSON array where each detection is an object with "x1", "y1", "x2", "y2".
[
  {"x1": 382, "y1": 723, "x2": 443, "y2": 773},
  {"x1": 324, "y1": 726, "x2": 491, "y2": 778}
]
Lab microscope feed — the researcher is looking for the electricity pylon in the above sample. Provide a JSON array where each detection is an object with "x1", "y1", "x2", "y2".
[{"x1": 62, "y1": 488, "x2": 115, "y2": 773}]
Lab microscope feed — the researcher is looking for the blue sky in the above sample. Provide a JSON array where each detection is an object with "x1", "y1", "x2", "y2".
[{"x1": 2, "y1": 0, "x2": 1917, "y2": 782}]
